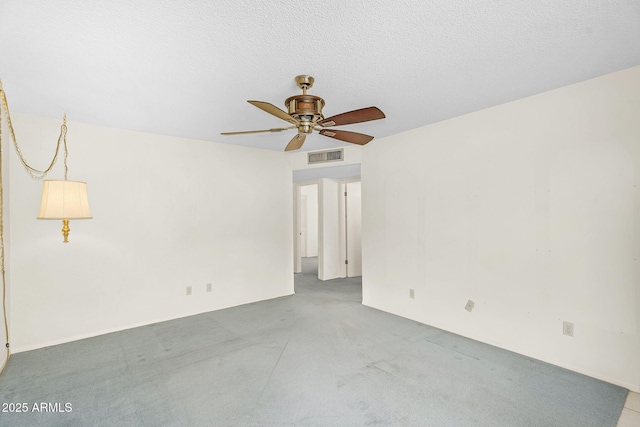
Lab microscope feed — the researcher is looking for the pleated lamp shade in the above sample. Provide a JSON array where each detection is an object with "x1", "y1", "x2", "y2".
[{"x1": 37, "y1": 180, "x2": 92, "y2": 220}]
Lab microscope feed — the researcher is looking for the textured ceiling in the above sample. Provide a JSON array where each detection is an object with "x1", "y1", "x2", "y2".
[{"x1": 1, "y1": 1, "x2": 639, "y2": 152}]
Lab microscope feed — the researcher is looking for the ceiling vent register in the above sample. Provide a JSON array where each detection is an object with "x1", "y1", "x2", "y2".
[{"x1": 308, "y1": 149, "x2": 344, "y2": 164}]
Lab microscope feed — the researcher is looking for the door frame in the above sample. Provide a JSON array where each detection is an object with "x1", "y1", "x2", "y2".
[{"x1": 294, "y1": 177, "x2": 362, "y2": 279}]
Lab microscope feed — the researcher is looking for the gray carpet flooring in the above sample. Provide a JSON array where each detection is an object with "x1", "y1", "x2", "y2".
[{"x1": 0, "y1": 257, "x2": 628, "y2": 426}]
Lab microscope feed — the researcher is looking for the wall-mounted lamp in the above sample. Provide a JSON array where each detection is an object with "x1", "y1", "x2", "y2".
[
  {"x1": 37, "y1": 180, "x2": 92, "y2": 243},
  {"x1": 0, "y1": 81, "x2": 92, "y2": 243},
  {"x1": 0, "y1": 80, "x2": 94, "y2": 377}
]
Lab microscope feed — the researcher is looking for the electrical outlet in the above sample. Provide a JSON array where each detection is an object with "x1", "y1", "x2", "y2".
[
  {"x1": 186, "y1": 286, "x2": 192, "y2": 296},
  {"x1": 409, "y1": 289, "x2": 415, "y2": 299},
  {"x1": 563, "y1": 321, "x2": 574, "y2": 337},
  {"x1": 206, "y1": 283, "x2": 212, "y2": 292},
  {"x1": 465, "y1": 300, "x2": 475, "y2": 312}
]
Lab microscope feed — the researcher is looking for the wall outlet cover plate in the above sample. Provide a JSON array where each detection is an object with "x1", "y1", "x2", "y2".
[{"x1": 563, "y1": 321, "x2": 574, "y2": 337}]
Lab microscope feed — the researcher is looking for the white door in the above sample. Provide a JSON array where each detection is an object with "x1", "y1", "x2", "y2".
[{"x1": 346, "y1": 181, "x2": 362, "y2": 277}]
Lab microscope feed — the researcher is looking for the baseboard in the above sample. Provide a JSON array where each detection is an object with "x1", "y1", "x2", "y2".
[
  {"x1": 12, "y1": 291, "x2": 295, "y2": 354},
  {"x1": 362, "y1": 300, "x2": 640, "y2": 393}
]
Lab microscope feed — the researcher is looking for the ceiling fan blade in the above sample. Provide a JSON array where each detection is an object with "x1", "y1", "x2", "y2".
[
  {"x1": 285, "y1": 133, "x2": 306, "y2": 151},
  {"x1": 248, "y1": 100, "x2": 298, "y2": 124},
  {"x1": 318, "y1": 106, "x2": 385, "y2": 127},
  {"x1": 221, "y1": 126, "x2": 295, "y2": 136},
  {"x1": 319, "y1": 129, "x2": 374, "y2": 145}
]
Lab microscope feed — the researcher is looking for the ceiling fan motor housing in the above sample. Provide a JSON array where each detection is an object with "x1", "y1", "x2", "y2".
[{"x1": 285, "y1": 94, "x2": 325, "y2": 133}]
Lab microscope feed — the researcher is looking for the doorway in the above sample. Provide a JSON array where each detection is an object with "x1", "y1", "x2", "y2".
[
  {"x1": 297, "y1": 183, "x2": 319, "y2": 275},
  {"x1": 294, "y1": 178, "x2": 362, "y2": 280}
]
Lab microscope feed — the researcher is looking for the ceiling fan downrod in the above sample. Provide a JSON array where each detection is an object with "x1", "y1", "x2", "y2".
[{"x1": 295, "y1": 75, "x2": 314, "y2": 94}]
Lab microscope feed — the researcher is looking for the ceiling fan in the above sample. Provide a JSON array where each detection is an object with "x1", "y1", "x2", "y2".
[{"x1": 221, "y1": 75, "x2": 385, "y2": 151}]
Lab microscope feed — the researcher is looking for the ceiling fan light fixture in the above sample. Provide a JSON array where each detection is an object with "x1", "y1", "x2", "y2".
[{"x1": 299, "y1": 123, "x2": 313, "y2": 134}]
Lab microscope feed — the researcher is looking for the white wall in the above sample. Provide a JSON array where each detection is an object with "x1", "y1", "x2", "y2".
[
  {"x1": 9, "y1": 114, "x2": 293, "y2": 352},
  {"x1": 300, "y1": 184, "x2": 318, "y2": 257},
  {"x1": 362, "y1": 66, "x2": 640, "y2": 391}
]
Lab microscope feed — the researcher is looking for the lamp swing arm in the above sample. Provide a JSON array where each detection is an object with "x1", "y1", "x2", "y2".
[{"x1": 0, "y1": 83, "x2": 69, "y2": 180}]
